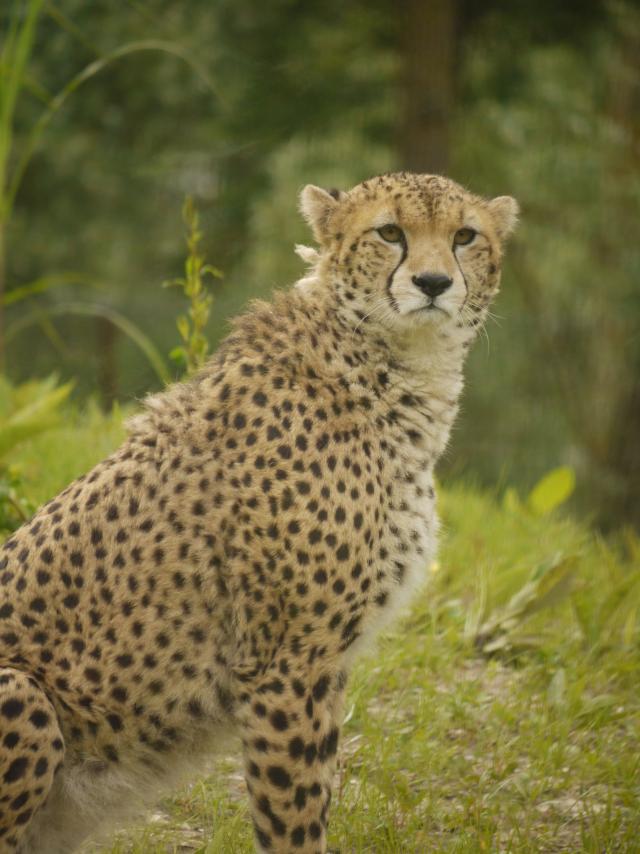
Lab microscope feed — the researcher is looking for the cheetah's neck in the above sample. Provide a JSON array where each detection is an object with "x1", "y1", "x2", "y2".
[{"x1": 295, "y1": 280, "x2": 470, "y2": 463}]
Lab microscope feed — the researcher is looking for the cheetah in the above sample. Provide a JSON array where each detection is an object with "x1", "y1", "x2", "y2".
[{"x1": 0, "y1": 172, "x2": 517, "y2": 853}]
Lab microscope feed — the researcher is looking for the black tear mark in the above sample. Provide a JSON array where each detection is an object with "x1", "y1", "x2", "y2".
[
  {"x1": 385, "y1": 236, "x2": 408, "y2": 313},
  {"x1": 453, "y1": 246, "x2": 470, "y2": 319}
]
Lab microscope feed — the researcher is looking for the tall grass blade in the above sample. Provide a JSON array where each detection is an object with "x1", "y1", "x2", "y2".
[
  {"x1": 6, "y1": 39, "x2": 222, "y2": 214},
  {"x1": 0, "y1": 0, "x2": 45, "y2": 218},
  {"x1": 6, "y1": 302, "x2": 170, "y2": 384},
  {"x1": 4, "y1": 272, "x2": 106, "y2": 305}
]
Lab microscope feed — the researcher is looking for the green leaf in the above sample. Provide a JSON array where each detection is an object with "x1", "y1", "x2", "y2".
[
  {"x1": 177, "y1": 315, "x2": 190, "y2": 341},
  {"x1": 169, "y1": 346, "x2": 187, "y2": 367},
  {"x1": 528, "y1": 466, "x2": 576, "y2": 516},
  {"x1": 474, "y1": 553, "x2": 577, "y2": 655},
  {"x1": 0, "y1": 378, "x2": 73, "y2": 458}
]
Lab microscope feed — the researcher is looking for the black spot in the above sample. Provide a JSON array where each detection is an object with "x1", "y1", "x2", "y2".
[
  {"x1": 316, "y1": 434, "x2": 329, "y2": 451},
  {"x1": 323, "y1": 726, "x2": 339, "y2": 758},
  {"x1": 252, "y1": 391, "x2": 267, "y2": 407},
  {"x1": 28, "y1": 710, "x2": 49, "y2": 729},
  {"x1": 270, "y1": 709, "x2": 288, "y2": 731},
  {"x1": 309, "y1": 821, "x2": 322, "y2": 840},
  {"x1": 84, "y1": 667, "x2": 101, "y2": 684},
  {"x1": 3, "y1": 731, "x2": 19, "y2": 748},
  {"x1": 291, "y1": 826, "x2": 306, "y2": 846},
  {"x1": 34, "y1": 756, "x2": 49, "y2": 777},
  {"x1": 104, "y1": 744, "x2": 119, "y2": 763},
  {"x1": 106, "y1": 713, "x2": 123, "y2": 732},
  {"x1": 255, "y1": 826, "x2": 272, "y2": 849},
  {"x1": 266, "y1": 765, "x2": 292, "y2": 789},
  {"x1": 294, "y1": 785, "x2": 307, "y2": 810},
  {"x1": 336, "y1": 543, "x2": 349, "y2": 561},
  {"x1": 1, "y1": 699, "x2": 24, "y2": 720},
  {"x1": 11, "y1": 792, "x2": 29, "y2": 810},
  {"x1": 3, "y1": 756, "x2": 28, "y2": 783},
  {"x1": 288, "y1": 736, "x2": 305, "y2": 759},
  {"x1": 312, "y1": 675, "x2": 330, "y2": 703},
  {"x1": 187, "y1": 699, "x2": 204, "y2": 718}
]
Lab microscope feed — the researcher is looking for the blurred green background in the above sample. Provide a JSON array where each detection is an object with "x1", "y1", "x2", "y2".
[{"x1": 2, "y1": 0, "x2": 639, "y2": 529}]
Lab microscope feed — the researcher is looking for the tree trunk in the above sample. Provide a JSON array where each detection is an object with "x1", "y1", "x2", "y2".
[
  {"x1": 97, "y1": 317, "x2": 118, "y2": 409},
  {"x1": 398, "y1": 0, "x2": 459, "y2": 174},
  {"x1": 600, "y1": 3, "x2": 640, "y2": 528}
]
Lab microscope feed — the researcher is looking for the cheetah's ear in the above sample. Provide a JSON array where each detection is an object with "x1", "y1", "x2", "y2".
[
  {"x1": 299, "y1": 185, "x2": 342, "y2": 244},
  {"x1": 487, "y1": 196, "x2": 519, "y2": 242}
]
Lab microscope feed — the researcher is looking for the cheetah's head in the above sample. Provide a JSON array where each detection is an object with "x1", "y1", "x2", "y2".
[{"x1": 299, "y1": 172, "x2": 518, "y2": 340}]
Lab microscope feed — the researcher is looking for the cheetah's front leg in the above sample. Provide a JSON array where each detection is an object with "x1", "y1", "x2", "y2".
[
  {"x1": 0, "y1": 667, "x2": 64, "y2": 854},
  {"x1": 239, "y1": 665, "x2": 345, "y2": 853}
]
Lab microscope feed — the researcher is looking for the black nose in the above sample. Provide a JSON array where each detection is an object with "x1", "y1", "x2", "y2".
[{"x1": 411, "y1": 273, "x2": 453, "y2": 298}]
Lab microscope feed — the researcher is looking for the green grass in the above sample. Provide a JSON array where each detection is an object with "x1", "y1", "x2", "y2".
[{"x1": 11, "y1": 407, "x2": 640, "y2": 853}]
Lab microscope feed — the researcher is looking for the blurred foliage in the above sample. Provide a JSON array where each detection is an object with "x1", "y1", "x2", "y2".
[
  {"x1": 0, "y1": 374, "x2": 72, "y2": 532},
  {"x1": 473, "y1": 553, "x2": 578, "y2": 655},
  {"x1": 1, "y1": 0, "x2": 638, "y2": 528}
]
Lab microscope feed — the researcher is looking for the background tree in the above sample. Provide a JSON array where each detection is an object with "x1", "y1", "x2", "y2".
[
  {"x1": 2, "y1": 0, "x2": 638, "y2": 529},
  {"x1": 399, "y1": 0, "x2": 458, "y2": 173}
]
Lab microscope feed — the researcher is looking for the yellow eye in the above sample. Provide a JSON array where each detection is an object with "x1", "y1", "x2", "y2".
[
  {"x1": 453, "y1": 227, "x2": 476, "y2": 247},
  {"x1": 377, "y1": 224, "x2": 404, "y2": 243}
]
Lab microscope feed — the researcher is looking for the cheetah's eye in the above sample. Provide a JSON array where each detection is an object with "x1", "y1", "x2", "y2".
[
  {"x1": 377, "y1": 224, "x2": 404, "y2": 244},
  {"x1": 453, "y1": 227, "x2": 476, "y2": 247}
]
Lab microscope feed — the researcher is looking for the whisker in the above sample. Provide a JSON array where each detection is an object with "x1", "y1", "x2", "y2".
[{"x1": 351, "y1": 298, "x2": 392, "y2": 336}]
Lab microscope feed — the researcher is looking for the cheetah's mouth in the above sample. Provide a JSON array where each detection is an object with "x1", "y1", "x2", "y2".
[{"x1": 411, "y1": 301, "x2": 450, "y2": 318}]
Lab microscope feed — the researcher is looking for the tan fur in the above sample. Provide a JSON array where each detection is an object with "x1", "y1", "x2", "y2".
[{"x1": 0, "y1": 172, "x2": 516, "y2": 853}]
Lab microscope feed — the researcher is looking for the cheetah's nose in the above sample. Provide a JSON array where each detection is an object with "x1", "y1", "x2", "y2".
[{"x1": 411, "y1": 273, "x2": 453, "y2": 298}]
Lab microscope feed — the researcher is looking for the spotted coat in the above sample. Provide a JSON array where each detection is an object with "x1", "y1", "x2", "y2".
[{"x1": 0, "y1": 172, "x2": 517, "y2": 853}]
